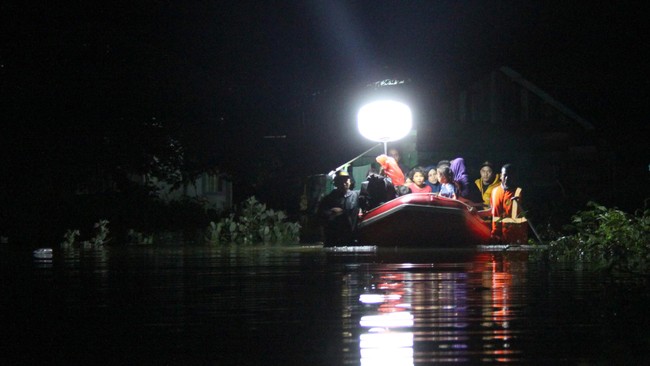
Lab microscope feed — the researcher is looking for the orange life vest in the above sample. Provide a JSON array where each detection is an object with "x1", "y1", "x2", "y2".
[{"x1": 376, "y1": 154, "x2": 405, "y2": 186}]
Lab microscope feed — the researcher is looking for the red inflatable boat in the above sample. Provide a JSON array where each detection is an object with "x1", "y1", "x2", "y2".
[{"x1": 357, "y1": 193, "x2": 492, "y2": 247}]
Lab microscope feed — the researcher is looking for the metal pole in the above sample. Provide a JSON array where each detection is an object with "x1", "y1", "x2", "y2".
[
  {"x1": 328, "y1": 143, "x2": 383, "y2": 178},
  {"x1": 512, "y1": 197, "x2": 545, "y2": 245}
]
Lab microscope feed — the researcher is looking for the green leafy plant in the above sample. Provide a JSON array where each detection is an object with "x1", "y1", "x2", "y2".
[
  {"x1": 61, "y1": 229, "x2": 80, "y2": 247},
  {"x1": 548, "y1": 201, "x2": 650, "y2": 274},
  {"x1": 205, "y1": 196, "x2": 301, "y2": 245},
  {"x1": 62, "y1": 220, "x2": 111, "y2": 249},
  {"x1": 205, "y1": 221, "x2": 224, "y2": 244},
  {"x1": 82, "y1": 219, "x2": 110, "y2": 248}
]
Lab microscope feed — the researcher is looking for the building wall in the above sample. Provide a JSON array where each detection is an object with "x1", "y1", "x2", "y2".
[{"x1": 426, "y1": 68, "x2": 608, "y2": 218}]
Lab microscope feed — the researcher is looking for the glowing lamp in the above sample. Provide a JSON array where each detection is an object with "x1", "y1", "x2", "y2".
[{"x1": 357, "y1": 100, "x2": 412, "y2": 154}]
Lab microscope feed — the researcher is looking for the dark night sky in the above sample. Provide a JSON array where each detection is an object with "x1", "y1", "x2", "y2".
[{"x1": 2, "y1": 1, "x2": 648, "y2": 181}]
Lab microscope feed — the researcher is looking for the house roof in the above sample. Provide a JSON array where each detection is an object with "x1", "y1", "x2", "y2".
[{"x1": 499, "y1": 66, "x2": 595, "y2": 131}]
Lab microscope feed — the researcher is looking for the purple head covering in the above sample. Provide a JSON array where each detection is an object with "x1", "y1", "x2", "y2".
[{"x1": 450, "y1": 157, "x2": 470, "y2": 197}]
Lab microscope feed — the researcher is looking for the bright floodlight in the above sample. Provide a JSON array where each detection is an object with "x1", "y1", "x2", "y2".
[{"x1": 357, "y1": 100, "x2": 412, "y2": 143}]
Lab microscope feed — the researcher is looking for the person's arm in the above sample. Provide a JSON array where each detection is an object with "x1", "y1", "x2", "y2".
[
  {"x1": 457, "y1": 196, "x2": 483, "y2": 208},
  {"x1": 490, "y1": 188, "x2": 503, "y2": 239},
  {"x1": 317, "y1": 196, "x2": 342, "y2": 221},
  {"x1": 511, "y1": 188, "x2": 523, "y2": 219},
  {"x1": 491, "y1": 217, "x2": 502, "y2": 237}
]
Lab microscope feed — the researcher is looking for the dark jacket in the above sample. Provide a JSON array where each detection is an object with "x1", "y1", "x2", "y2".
[{"x1": 317, "y1": 189, "x2": 359, "y2": 246}]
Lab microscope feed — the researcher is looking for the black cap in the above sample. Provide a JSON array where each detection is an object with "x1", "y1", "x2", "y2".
[{"x1": 480, "y1": 161, "x2": 493, "y2": 169}]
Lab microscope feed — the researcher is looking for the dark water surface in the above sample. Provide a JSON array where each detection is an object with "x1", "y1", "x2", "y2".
[{"x1": 2, "y1": 244, "x2": 649, "y2": 365}]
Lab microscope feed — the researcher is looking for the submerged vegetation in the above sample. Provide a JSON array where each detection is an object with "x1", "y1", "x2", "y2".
[
  {"x1": 205, "y1": 196, "x2": 301, "y2": 245},
  {"x1": 548, "y1": 201, "x2": 650, "y2": 275},
  {"x1": 55, "y1": 196, "x2": 301, "y2": 247},
  {"x1": 60, "y1": 219, "x2": 111, "y2": 248}
]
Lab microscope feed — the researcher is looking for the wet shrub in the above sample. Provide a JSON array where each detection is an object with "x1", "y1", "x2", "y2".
[
  {"x1": 548, "y1": 201, "x2": 650, "y2": 274},
  {"x1": 61, "y1": 229, "x2": 80, "y2": 247},
  {"x1": 60, "y1": 219, "x2": 110, "y2": 248},
  {"x1": 61, "y1": 191, "x2": 210, "y2": 244},
  {"x1": 205, "y1": 196, "x2": 301, "y2": 245}
]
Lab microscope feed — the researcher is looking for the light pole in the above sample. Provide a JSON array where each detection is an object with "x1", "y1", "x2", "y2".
[{"x1": 357, "y1": 100, "x2": 412, "y2": 154}]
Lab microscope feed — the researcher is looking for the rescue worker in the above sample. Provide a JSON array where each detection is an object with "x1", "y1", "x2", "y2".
[
  {"x1": 490, "y1": 164, "x2": 528, "y2": 244},
  {"x1": 317, "y1": 171, "x2": 360, "y2": 246},
  {"x1": 474, "y1": 161, "x2": 501, "y2": 207}
]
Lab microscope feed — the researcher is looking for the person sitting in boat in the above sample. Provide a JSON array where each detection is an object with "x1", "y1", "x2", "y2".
[
  {"x1": 406, "y1": 167, "x2": 432, "y2": 194},
  {"x1": 317, "y1": 171, "x2": 360, "y2": 246},
  {"x1": 490, "y1": 163, "x2": 528, "y2": 244},
  {"x1": 425, "y1": 165, "x2": 441, "y2": 194},
  {"x1": 438, "y1": 157, "x2": 483, "y2": 207},
  {"x1": 358, "y1": 170, "x2": 397, "y2": 212},
  {"x1": 450, "y1": 157, "x2": 471, "y2": 196},
  {"x1": 448, "y1": 157, "x2": 484, "y2": 207},
  {"x1": 474, "y1": 161, "x2": 501, "y2": 208},
  {"x1": 437, "y1": 166, "x2": 458, "y2": 199}
]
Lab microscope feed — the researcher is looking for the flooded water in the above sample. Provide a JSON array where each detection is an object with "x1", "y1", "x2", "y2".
[{"x1": 2, "y1": 244, "x2": 649, "y2": 365}]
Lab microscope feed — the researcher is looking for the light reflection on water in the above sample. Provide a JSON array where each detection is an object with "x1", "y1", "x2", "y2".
[
  {"x1": 350, "y1": 254, "x2": 524, "y2": 365},
  {"x1": 1, "y1": 244, "x2": 648, "y2": 365}
]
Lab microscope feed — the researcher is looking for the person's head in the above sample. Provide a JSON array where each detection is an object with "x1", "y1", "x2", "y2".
[
  {"x1": 388, "y1": 148, "x2": 401, "y2": 162},
  {"x1": 500, "y1": 164, "x2": 517, "y2": 190},
  {"x1": 437, "y1": 166, "x2": 453, "y2": 184},
  {"x1": 333, "y1": 171, "x2": 352, "y2": 191},
  {"x1": 437, "y1": 160, "x2": 450, "y2": 169},
  {"x1": 427, "y1": 167, "x2": 439, "y2": 184},
  {"x1": 410, "y1": 168, "x2": 426, "y2": 186},
  {"x1": 479, "y1": 161, "x2": 495, "y2": 185}
]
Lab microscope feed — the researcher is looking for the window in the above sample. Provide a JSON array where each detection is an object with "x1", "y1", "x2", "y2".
[{"x1": 205, "y1": 174, "x2": 221, "y2": 193}]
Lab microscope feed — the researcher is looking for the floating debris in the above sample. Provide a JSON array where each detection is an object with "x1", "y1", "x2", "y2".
[
  {"x1": 33, "y1": 248, "x2": 53, "y2": 259},
  {"x1": 324, "y1": 246, "x2": 377, "y2": 253}
]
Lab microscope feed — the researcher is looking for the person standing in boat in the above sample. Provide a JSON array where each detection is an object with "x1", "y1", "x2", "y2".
[
  {"x1": 474, "y1": 161, "x2": 501, "y2": 208},
  {"x1": 406, "y1": 167, "x2": 432, "y2": 194},
  {"x1": 317, "y1": 171, "x2": 360, "y2": 246},
  {"x1": 376, "y1": 154, "x2": 406, "y2": 186},
  {"x1": 388, "y1": 147, "x2": 410, "y2": 183},
  {"x1": 490, "y1": 163, "x2": 528, "y2": 244}
]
